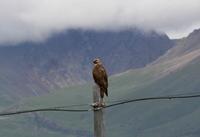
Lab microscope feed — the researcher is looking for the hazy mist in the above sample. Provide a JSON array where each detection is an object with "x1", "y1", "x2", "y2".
[{"x1": 0, "y1": 0, "x2": 199, "y2": 45}]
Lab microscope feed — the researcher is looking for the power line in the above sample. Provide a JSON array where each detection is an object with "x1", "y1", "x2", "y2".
[
  {"x1": 105, "y1": 91, "x2": 200, "y2": 105},
  {"x1": 0, "y1": 108, "x2": 89, "y2": 116},
  {"x1": 105, "y1": 94, "x2": 200, "y2": 108},
  {"x1": 1, "y1": 93, "x2": 200, "y2": 116}
]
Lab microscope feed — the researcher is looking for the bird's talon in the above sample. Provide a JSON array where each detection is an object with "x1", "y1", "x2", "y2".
[{"x1": 91, "y1": 102, "x2": 99, "y2": 108}]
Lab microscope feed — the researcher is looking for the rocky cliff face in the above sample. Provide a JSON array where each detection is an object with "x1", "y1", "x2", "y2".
[{"x1": 0, "y1": 29, "x2": 173, "y2": 99}]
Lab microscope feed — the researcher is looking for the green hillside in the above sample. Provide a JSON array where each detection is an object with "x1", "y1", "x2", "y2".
[{"x1": 1, "y1": 53, "x2": 200, "y2": 137}]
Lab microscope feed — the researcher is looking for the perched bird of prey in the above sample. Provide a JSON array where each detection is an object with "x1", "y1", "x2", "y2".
[{"x1": 92, "y1": 58, "x2": 108, "y2": 106}]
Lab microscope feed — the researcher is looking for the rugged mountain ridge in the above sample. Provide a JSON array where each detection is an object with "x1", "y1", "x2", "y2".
[
  {"x1": 154, "y1": 28, "x2": 200, "y2": 64},
  {"x1": 0, "y1": 29, "x2": 173, "y2": 100}
]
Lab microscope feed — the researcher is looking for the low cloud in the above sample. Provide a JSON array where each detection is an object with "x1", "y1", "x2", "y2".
[{"x1": 0, "y1": 0, "x2": 200, "y2": 45}]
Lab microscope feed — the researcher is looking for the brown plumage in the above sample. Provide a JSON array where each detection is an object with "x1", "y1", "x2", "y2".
[{"x1": 92, "y1": 58, "x2": 108, "y2": 99}]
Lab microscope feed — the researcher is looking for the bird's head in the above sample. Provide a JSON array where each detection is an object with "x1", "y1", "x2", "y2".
[{"x1": 93, "y1": 58, "x2": 102, "y2": 65}]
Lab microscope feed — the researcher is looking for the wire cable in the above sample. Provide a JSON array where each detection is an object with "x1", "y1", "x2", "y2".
[
  {"x1": 1, "y1": 93, "x2": 200, "y2": 116},
  {"x1": 0, "y1": 108, "x2": 90, "y2": 116},
  {"x1": 105, "y1": 94, "x2": 200, "y2": 108}
]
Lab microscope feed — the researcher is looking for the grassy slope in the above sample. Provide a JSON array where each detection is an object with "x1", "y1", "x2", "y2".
[{"x1": 1, "y1": 53, "x2": 200, "y2": 137}]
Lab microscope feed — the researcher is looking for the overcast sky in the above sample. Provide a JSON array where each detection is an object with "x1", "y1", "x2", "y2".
[{"x1": 0, "y1": 0, "x2": 199, "y2": 45}]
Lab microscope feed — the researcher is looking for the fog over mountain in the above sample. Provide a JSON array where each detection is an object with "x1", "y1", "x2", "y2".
[{"x1": 0, "y1": 0, "x2": 200, "y2": 45}]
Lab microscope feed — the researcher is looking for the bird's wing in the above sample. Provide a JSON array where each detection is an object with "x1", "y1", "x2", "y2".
[{"x1": 100, "y1": 67, "x2": 108, "y2": 88}]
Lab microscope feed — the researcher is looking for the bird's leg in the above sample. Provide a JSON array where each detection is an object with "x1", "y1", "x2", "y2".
[
  {"x1": 100, "y1": 97, "x2": 105, "y2": 107},
  {"x1": 100, "y1": 97, "x2": 103, "y2": 105},
  {"x1": 98, "y1": 97, "x2": 102, "y2": 106}
]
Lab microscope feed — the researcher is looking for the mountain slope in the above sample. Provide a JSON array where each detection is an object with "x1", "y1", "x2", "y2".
[
  {"x1": 0, "y1": 29, "x2": 173, "y2": 101},
  {"x1": 1, "y1": 29, "x2": 200, "y2": 137}
]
